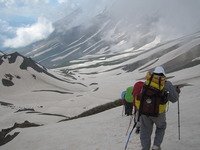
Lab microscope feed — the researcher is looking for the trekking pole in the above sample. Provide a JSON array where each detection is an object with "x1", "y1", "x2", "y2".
[
  {"x1": 124, "y1": 113, "x2": 140, "y2": 150},
  {"x1": 122, "y1": 105, "x2": 125, "y2": 116},
  {"x1": 124, "y1": 121, "x2": 137, "y2": 150},
  {"x1": 125, "y1": 115, "x2": 134, "y2": 136},
  {"x1": 177, "y1": 99, "x2": 181, "y2": 140}
]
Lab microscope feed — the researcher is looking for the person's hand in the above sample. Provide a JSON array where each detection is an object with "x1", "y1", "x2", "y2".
[{"x1": 176, "y1": 86, "x2": 181, "y2": 94}]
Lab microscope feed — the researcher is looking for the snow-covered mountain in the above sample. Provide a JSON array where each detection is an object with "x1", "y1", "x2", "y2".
[
  {"x1": 0, "y1": 50, "x2": 4, "y2": 56},
  {"x1": 58, "y1": 31, "x2": 200, "y2": 75},
  {"x1": 10, "y1": 7, "x2": 159, "y2": 69},
  {"x1": 13, "y1": 8, "x2": 200, "y2": 71},
  {"x1": 1, "y1": 31, "x2": 200, "y2": 117},
  {"x1": 1, "y1": 0, "x2": 200, "y2": 148}
]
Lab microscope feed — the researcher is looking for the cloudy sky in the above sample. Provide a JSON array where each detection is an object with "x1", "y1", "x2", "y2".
[
  {"x1": 0, "y1": 0, "x2": 200, "y2": 50},
  {"x1": 0, "y1": 0, "x2": 114, "y2": 49}
]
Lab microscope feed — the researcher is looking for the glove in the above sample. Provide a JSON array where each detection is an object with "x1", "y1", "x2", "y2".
[{"x1": 176, "y1": 86, "x2": 181, "y2": 94}]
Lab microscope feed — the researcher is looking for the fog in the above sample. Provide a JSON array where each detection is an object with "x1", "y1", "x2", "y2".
[
  {"x1": 1, "y1": 0, "x2": 200, "y2": 49},
  {"x1": 106, "y1": 0, "x2": 200, "y2": 40}
]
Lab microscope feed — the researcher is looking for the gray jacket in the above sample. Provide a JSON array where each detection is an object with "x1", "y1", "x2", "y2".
[{"x1": 164, "y1": 81, "x2": 179, "y2": 103}]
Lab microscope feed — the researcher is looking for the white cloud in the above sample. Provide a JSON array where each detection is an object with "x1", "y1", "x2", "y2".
[
  {"x1": 0, "y1": 0, "x2": 15, "y2": 7},
  {"x1": 3, "y1": 17, "x2": 54, "y2": 48},
  {"x1": 0, "y1": 19, "x2": 13, "y2": 32},
  {"x1": 108, "y1": 0, "x2": 200, "y2": 40},
  {"x1": 57, "y1": 0, "x2": 69, "y2": 3},
  {"x1": 2, "y1": 0, "x2": 51, "y2": 5},
  {"x1": 28, "y1": 0, "x2": 50, "y2": 4}
]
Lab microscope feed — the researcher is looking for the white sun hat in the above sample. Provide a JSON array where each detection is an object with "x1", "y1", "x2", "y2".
[{"x1": 153, "y1": 66, "x2": 166, "y2": 76}]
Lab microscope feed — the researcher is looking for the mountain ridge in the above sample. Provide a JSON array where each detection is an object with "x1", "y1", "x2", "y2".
[{"x1": 7, "y1": 9, "x2": 159, "y2": 69}]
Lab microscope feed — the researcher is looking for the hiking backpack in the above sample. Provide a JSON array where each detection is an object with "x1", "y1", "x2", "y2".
[
  {"x1": 133, "y1": 81, "x2": 144, "y2": 108},
  {"x1": 135, "y1": 72, "x2": 169, "y2": 117},
  {"x1": 121, "y1": 91, "x2": 126, "y2": 105},
  {"x1": 125, "y1": 87, "x2": 134, "y2": 103}
]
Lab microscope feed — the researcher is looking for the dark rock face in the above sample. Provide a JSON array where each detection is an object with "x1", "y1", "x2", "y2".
[
  {"x1": 0, "y1": 121, "x2": 42, "y2": 146},
  {"x1": 2, "y1": 79, "x2": 14, "y2": 86},
  {"x1": 0, "y1": 52, "x2": 47, "y2": 72},
  {"x1": 0, "y1": 52, "x2": 82, "y2": 87}
]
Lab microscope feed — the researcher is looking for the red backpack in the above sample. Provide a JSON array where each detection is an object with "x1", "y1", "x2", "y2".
[{"x1": 133, "y1": 81, "x2": 144, "y2": 109}]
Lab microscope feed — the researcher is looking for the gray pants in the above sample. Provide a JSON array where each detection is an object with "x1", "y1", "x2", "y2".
[{"x1": 140, "y1": 113, "x2": 167, "y2": 150}]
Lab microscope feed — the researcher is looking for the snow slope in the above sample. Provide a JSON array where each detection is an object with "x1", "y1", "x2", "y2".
[{"x1": 1, "y1": 68, "x2": 200, "y2": 150}]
